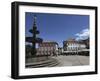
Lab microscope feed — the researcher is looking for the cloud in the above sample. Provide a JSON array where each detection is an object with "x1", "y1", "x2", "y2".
[{"x1": 75, "y1": 28, "x2": 89, "y2": 40}]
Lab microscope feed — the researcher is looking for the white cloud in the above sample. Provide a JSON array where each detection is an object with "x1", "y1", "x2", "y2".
[{"x1": 75, "y1": 28, "x2": 89, "y2": 40}]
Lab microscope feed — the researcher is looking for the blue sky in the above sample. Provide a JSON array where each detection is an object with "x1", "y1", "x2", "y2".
[{"x1": 25, "y1": 12, "x2": 89, "y2": 47}]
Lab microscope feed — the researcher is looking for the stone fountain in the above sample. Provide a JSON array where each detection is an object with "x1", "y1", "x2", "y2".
[{"x1": 25, "y1": 15, "x2": 59, "y2": 68}]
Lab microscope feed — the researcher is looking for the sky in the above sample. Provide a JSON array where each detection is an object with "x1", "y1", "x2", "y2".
[{"x1": 25, "y1": 12, "x2": 89, "y2": 47}]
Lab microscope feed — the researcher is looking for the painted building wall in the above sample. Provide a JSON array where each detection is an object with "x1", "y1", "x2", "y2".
[
  {"x1": 36, "y1": 41, "x2": 58, "y2": 56},
  {"x1": 63, "y1": 39, "x2": 87, "y2": 53}
]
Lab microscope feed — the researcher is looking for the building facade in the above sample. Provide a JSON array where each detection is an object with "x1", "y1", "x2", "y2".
[
  {"x1": 36, "y1": 41, "x2": 58, "y2": 56},
  {"x1": 63, "y1": 39, "x2": 87, "y2": 54}
]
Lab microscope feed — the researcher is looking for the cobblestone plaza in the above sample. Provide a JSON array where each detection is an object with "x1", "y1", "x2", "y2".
[
  {"x1": 26, "y1": 55, "x2": 89, "y2": 68},
  {"x1": 52, "y1": 55, "x2": 89, "y2": 66}
]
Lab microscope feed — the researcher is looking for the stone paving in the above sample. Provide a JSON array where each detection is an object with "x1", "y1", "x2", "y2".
[
  {"x1": 26, "y1": 55, "x2": 89, "y2": 68},
  {"x1": 52, "y1": 55, "x2": 89, "y2": 66}
]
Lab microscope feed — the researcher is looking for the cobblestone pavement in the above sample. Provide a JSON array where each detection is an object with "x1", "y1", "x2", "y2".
[{"x1": 52, "y1": 55, "x2": 89, "y2": 66}]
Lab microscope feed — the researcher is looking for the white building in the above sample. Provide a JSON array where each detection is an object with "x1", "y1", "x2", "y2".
[{"x1": 63, "y1": 39, "x2": 86, "y2": 54}]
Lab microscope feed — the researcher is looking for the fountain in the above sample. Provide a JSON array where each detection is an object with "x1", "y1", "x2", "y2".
[{"x1": 25, "y1": 15, "x2": 59, "y2": 68}]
